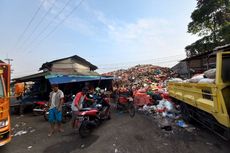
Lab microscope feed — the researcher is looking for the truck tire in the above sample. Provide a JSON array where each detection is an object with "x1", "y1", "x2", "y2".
[{"x1": 180, "y1": 103, "x2": 192, "y2": 122}]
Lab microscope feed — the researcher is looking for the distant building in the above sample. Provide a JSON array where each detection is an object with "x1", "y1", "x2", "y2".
[
  {"x1": 181, "y1": 51, "x2": 216, "y2": 76},
  {"x1": 171, "y1": 61, "x2": 189, "y2": 79},
  {"x1": 13, "y1": 55, "x2": 113, "y2": 100},
  {"x1": 39, "y1": 55, "x2": 99, "y2": 76},
  {"x1": 172, "y1": 51, "x2": 216, "y2": 78}
]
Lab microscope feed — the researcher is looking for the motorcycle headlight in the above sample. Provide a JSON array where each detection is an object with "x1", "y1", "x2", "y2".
[{"x1": 0, "y1": 119, "x2": 8, "y2": 128}]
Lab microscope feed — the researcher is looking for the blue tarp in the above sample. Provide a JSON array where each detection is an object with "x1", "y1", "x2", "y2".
[{"x1": 45, "y1": 75, "x2": 114, "y2": 84}]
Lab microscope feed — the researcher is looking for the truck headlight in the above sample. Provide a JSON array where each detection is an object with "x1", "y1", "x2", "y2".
[{"x1": 0, "y1": 119, "x2": 8, "y2": 128}]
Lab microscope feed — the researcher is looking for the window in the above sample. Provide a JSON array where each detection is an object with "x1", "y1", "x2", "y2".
[
  {"x1": 0, "y1": 76, "x2": 4, "y2": 97},
  {"x1": 222, "y1": 54, "x2": 230, "y2": 82}
]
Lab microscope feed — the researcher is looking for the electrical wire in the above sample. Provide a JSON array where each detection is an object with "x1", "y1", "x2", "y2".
[
  {"x1": 12, "y1": 0, "x2": 45, "y2": 52},
  {"x1": 97, "y1": 54, "x2": 185, "y2": 67},
  {"x1": 23, "y1": 0, "x2": 74, "y2": 53},
  {"x1": 20, "y1": 0, "x2": 58, "y2": 50},
  {"x1": 28, "y1": 0, "x2": 84, "y2": 53}
]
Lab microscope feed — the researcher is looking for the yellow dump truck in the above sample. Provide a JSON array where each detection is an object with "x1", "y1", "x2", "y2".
[{"x1": 168, "y1": 44, "x2": 230, "y2": 139}]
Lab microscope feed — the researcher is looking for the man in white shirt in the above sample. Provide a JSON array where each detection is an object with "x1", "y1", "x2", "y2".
[{"x1": 48, "y1": 84, "x2": 64, "y2": 137}]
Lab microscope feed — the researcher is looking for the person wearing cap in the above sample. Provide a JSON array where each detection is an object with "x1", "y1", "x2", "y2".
[{"x1": 48, "y1": 84, "x2": 64, "y2": 136}]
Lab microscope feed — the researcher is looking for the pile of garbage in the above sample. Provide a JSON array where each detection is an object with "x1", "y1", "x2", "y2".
[
  {"x1": 138, "y1": 96, "x2": 196, "y2": 133},
  {"x1": 103, "y1": 64, "x2": 173, "y2": 88}
]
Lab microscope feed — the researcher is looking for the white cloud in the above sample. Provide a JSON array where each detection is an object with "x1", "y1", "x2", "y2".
[{"x1": 39, "y1": 1, "x2": 199, "y2": 69}]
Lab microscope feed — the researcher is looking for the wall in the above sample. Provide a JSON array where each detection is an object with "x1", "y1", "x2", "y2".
[{"x1": 51, "y1": 59, "x2": 90, "y2": 73}]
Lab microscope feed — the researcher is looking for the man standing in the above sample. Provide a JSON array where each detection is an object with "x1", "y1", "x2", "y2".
[{"x1": 48, "y1": 84, "x2": 64, "y2": 136}]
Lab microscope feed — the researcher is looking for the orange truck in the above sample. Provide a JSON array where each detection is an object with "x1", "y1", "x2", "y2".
[{"x1": 0, "y1": 63, "x2": 11, "y2": 146}]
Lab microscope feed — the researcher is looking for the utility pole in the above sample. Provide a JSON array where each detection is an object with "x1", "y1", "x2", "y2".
[
  {"x1": 4, "y1": 58, "x2": 13, "y2": 65},
  {"x1": 4, "y1": 58, "x2": 14, "y2": 75}
]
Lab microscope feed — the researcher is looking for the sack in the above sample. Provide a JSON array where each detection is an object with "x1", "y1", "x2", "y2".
[
  {"x1": 204, "y1": 68, "x2": 216, "y2": 79},
  {"x1": 168, "y1": 78, "x2": 182, "y2": 82},
  {"x1": 198, "y1": 78, "x2": 215, "y2": 83},
  {"x1": 189, "y1": 74, "x2": 204, "y2": 83}
]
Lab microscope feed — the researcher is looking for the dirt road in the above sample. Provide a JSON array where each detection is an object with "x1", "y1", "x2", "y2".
[{"x1": 0, "y1": 111, "x2": 230, "y2": 153}]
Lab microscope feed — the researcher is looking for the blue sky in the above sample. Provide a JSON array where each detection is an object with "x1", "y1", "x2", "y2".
[{"x1": 0, "y1": 0, "x2": 198, "y2": 78}]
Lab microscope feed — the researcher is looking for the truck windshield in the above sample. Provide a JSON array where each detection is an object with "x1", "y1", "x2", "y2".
[
  {"x1": 222, "y1": 54, "x2": 230, "y2": 83},
  {"x1": 0, "y1": 76, "x2": 4, "y2": 97}
]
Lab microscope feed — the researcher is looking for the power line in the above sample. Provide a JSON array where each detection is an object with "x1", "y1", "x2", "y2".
[
  {"x1": 20, "y1": 0, "x2": 58, "y2": 50},
  {"x1": 23, "y1": 0, "x2": 76, "y2": 53},
  {"x1": 97, "y1": 54, "x2": 185, "y2": 67},
  {"x1": 98, "y1": 58, "x2": 182, "y2": 70},
  {"x1": 27, "y1": 0, "x2": 85, "y2": 53},
  {"x1": 12, "y1": 0, "x2": 45, "y2": 52}
]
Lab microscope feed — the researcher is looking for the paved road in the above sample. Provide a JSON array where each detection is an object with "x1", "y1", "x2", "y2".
[{"x1": 0, "y1": 111, "x2": 230, "y2": 153}]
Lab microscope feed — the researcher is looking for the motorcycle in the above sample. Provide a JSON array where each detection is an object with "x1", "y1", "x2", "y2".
[
  {"x1": 74, "y1": 92, "x2": 111, "y2": 138},
  {"x1": 33, "y1": 101, "x2": 47, "y2": 116},
  {"x1": 117, "y1": 91, "x2": 135, "y2": 118}
]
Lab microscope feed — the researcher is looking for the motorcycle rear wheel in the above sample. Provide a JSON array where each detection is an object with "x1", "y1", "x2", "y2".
[
  {"x1": 79, "y1": 122, "x2": 91, "y2": 138},
  {"x1": 61, "y1": 108, "x2": 72, "y2": 123},
  {"x1": 128, "y1": 103, "x2": 135, "y2": 118}
]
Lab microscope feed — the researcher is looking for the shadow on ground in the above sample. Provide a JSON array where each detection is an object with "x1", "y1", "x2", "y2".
[{"x1": 43, "y1": 135, "x2": 99, "y2": 153}]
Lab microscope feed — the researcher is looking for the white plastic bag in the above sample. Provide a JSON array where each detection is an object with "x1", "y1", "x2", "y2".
[
  {"x1": 204, "y1": 68, "x2": 216, "y2": 79},
  {"x1": 198, "y1": 78, "x2": 215, "y2": 83}
]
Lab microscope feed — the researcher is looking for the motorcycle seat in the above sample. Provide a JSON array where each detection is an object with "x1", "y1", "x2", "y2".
[{"x1": 79, "y1": 108, "x2": 93, "y2": 111}]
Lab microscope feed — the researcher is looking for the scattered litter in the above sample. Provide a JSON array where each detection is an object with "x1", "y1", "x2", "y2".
[
  {"x1": 27, "y1": 146, "x2": 32, "y2": 149},
  {"x1": 206, "y1": 142, "x2": 213, "y2": 146},
  {"x1": 115, "y1": 148, "x2": 118, "y2": 153},
  {"x1": 14, "y1": 130, "x2": 28, "y2": 136},
  {"x1": 81, "y1": 144, "x2": 85, "y2": 148},
  {"x1": 163, "y1": 143, "x2": 168, "y2": 146},
  {"x1": 113, "y1": 144, "x2": 116, "y2": 147},
  {"x1": 30, "y1": 129, "x2": 36, "y2": 133},
  {"x1": 185, "y1": 127, "x2": 196, "y2": 132},
  {"x1": 176, "y1": 120, "x2": 188, "y2": 128}
]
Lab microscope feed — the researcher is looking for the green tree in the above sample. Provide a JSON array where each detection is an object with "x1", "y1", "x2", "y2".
[{"x1": 186, "y1": 0, "x2": 230, "y2": 57}]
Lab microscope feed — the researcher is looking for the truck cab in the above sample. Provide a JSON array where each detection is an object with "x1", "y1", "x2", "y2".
[{"x1": 0, "y1": 63, "x2": 11, "y2": 146}]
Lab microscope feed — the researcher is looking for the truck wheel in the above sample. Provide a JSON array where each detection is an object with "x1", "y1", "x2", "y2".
[{"x1": 180, "y1": 103, "x2": 192, "y2": 122}]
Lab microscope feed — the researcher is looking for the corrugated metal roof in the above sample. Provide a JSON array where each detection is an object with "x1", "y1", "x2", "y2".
[{"x1": 39, "y1": 55, "x2": 98, "y2": 71}]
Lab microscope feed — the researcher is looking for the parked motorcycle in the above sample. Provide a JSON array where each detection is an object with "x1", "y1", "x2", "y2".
[
  {"x1": 33, "y1": 101, "x2": 47, "y2": 116},
  {"x1": 74, "y1": 92, "x2": 111, "y2": 138}
]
